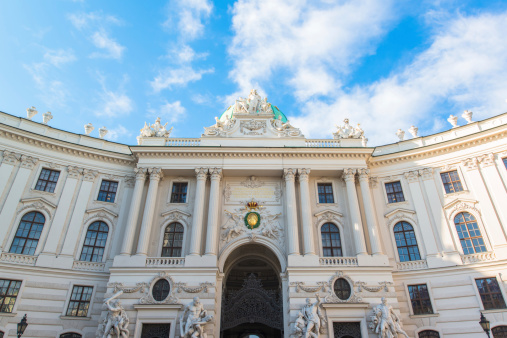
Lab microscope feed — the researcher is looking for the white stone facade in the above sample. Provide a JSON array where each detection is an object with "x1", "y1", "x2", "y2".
[{"x1": 0, "y1": 94, "x2": 507, "y2": 338}]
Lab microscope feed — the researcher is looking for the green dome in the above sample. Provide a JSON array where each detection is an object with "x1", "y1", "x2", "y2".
[{"x1": 219, "y1": 105, "x2": 288, "y2": 123}]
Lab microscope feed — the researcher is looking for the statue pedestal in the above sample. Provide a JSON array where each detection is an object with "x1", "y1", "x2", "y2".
[{"x1": 137, "y1": 136, "x2": 167, "y2": 146}]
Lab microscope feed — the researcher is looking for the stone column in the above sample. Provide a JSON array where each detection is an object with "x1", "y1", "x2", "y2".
[
  {"x1": 41, "y1": 166, "x2": 81, "y2": 254},
  {"x1": 189, "y1": 168, "x2": 208, "y2": 256},
  {"x1": 462, "y1": 158, "x2": 507, "y2": 248},
  {"x1": 120, "y1": 168, "x2": 147, "y2": 255},
  {"x1": 0, "y1": 155, "x2": 38, "y2": 252},
  {"x1": 59, "y1": 169, "x2": 98, "y2": 257},
  {"x1": 343, "y1": 169, "x2": 368, "y2": 255},
  {"x1": 205, "y1": 168, "x2": 222, "y2": 256},
  {"x1": 298, "y1": 168, "x2": 315, "y2": 255},
  {"x1": 403, "y1": 171, "x2": 439, "y2": 256},
  {"x1": 358, "y1": 169, "x2": 382, "y2": 255},
  {"x1": 136, "y1": 168, "x2": 163, "y2": 256},
  {"x1": 284, "y1": 168, "x2": 300, "y2": 255},
  {"x1": 419, "y1": 168, "x2": 457, "y2": 253},
  {"x1": 0, "y1": 151, "x2": 19, "y2": 200},
  {"x1": 479, "y1": 154, "x2": 507, "y2": 236}
]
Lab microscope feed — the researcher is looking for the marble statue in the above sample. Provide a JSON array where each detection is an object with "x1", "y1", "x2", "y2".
[
  {"x1": 180, "y1": 296, "x2": 213, "y2": 338},
  {"x1": 139, "y1": 118, "x2": 173, "y2": 138},
  {"x1": 271, "y1": 115, "x2": 303, "y2": 137},
  {"x1": 297, "y1": 294, "x2": 326, "y2": 338},
  {"x1": 334, "y1": 119, "x2": 364, "y2": 139},
  {"x1": 371, "y1": 297, "x2": 409, "y2": 338},
  {"x1": 102, "y1": 290, "x2": 129, "y2": 338},
  {"x1": 221, "y1": 210, "x2": 245, "y2": 242},
  {"x1": 234, "y1": 89, "x2": 272, "y2": 115},
  {"x1": 294, "y1": 312, "x2": 306, "y2": 337}
]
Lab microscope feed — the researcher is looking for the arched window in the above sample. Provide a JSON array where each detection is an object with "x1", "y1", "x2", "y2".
[
  {"x1": 162, "y1": 223, "x2": 184, "y2": 257},
  {"x1": 60, "y1": 333, "x2": 82, "y2": 338},
  {"x1": 152, "y1": 279, "x2": 170, "y2": 301},
  {"x1": 493, "y1": 326, "x2": 507, "y2": 338},
  {"x1": 394, "y1": 221, "x2": 421, "y2": 262},
  {"x1": 80, "y1": 221, "x2": 109, "y2": 262},
  {"x1": 10, "y1": 211, "x2": 45, "y2": 255},
  {"x1": 454, "y1": 212, "x2": 486, "y2": 255},
  {"x1": 418, "y1": 330, "x2": 440, "y2": 338},
  {"x1": 321, "y1": 223, "x2": 342, "y2": 257}
]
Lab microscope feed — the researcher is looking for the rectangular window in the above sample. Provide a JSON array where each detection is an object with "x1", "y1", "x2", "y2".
[
  {"x1": 66, "y1": 285, "x2": 93, "y2": 317},
  {"x1": 476, "y1": 277, "x2": 507, "y2": 310},
  {"x1": 317, "y1": 183, "x2": 334, "y2": 203},
  {"x1": 170, "y1": 182, "x2": 188, "y2": 203},
  {"x1": 34, "y1": 168, "x2": 60, "y2": 193},
  {"x1": 440, "y1": 170, "x2": 463, "y2": 194},
  {"x1": 408, "y1": 284, "x2": 434, "y2": 315},
  {"x1": 97, "y1": 180, "x2": 118, "y2": 203},
  {"x1": 385, "y1": 181, "x2": 405, "y2": 203},
  {"x1": 0, "y1": 279, "x2": 22, "y2": 313}
]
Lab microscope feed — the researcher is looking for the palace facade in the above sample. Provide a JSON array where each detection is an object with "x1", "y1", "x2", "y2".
[{"x1": 1, "y1": 91, "x2": 507, "y2": 338}]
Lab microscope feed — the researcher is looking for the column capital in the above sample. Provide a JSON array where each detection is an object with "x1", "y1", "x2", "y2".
[
  {"x1": 283, "y1": 168, "x2": 296, "y2": 181},
  {"x1": 369, "y1": 176, "x2": 378, "y2": 188},
  {"x1": 20, "y1": 155, "x2": 38, "y2": 170},
  {"x1": 298, "y1": 168, "x2": 310, "y2": 181},
  {"x1": 124, "y1": 176, "x2": 136, "y2": 188},
  {"x1": 209, "y1": 168, "x2": 223, "y2": 181},
  {"x1": 461, "y1": 157, "x2": 480, "y2": 171},
  {"x1": 2, "y1": 150, "x2": 19, "y2": 165},
  {"x1": 148, "y1": 167, "x2": 163, "y2": 181},
  {"x1": 419, "y1": 168, "x2": 433, "y2": 180},
  {"x1": 67, "y1": 165, "x2": 82, "y2": 179},
  {"x1": 479, "y1": 153, "x2": 496, "y2": 168},
  {"x1": 358, "y1": 168, "x2": 370, "y2": 182},
  {"x1": 343, "y1": 168, "x2": 356, "y2": 183},
  {"x1": 83, "y1": 169, "x2": 98, "y2": 182},
  {"x1": 404, "y1": 171, "x2": 419, "y2": 183},
  {"x1": 195, "y1": 167, "x2": 208, "y2": 180},
  {"x1": 134, "y1": 167, "x2": 147, "y2": 180}
]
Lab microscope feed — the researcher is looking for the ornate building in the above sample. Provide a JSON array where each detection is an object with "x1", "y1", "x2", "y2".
[{"x1": 0, "y1": 90, "x2": 507, "y2": 338}]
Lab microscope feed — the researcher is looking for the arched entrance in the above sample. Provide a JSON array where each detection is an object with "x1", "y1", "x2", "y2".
[{"x1": 220, "y1": 244, "x2": 283, "y2": 338}]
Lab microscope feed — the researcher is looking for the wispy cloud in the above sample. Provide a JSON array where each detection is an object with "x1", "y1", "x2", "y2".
[
  {"x1": 163, "y1": 0, "x2": 213, "y2": 40},
  {"x1": 95, "y1": 74, "x2": 133, "y2": 118},
  {"x1": 90, "y1": 30, "x2": 125, "y2": 59},
  {"x1": 43, "y1": 49, "x2": 76, "y2": 67},
  {"x1": 290, "y1": 11, "x2": 507, "y2": 144},
  {"x1": 151, "y1": 66, "x2": 213, "y2": 92},
  {"x1": 68, "y1": 11, "x2": 125, "y2": 60},
  {"x1": 105, "y1": 125, "x2": 132, "y2": 141},
  {"x1": 148, "y1": 100, "x2": 186, "y2": 124}
]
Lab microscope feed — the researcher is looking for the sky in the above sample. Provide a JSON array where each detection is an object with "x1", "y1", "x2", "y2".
[{"x1": 1, "y1": 0, "x2": 507, "y2": 146}]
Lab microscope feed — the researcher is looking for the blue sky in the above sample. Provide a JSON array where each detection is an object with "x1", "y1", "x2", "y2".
[{"x1": 1, "y1": 0, "x2": 507, "y2": 145}]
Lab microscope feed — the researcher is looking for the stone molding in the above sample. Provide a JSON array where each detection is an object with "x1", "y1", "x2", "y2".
[
  {"x1": 443, "y1": 198, "x2": 481, "y2": 219},
  {"x1": 17, "y1": 197, "x2": 56, "y2": 220},
  {"x1": 384, "y1": 208, "x2": 417, "y2": 229},
  {"x1": 418, "y1": 168, "x2": 434, "y2": 180},
  {"x1": 124, "y1": 175, "x2": 135, "y2": 188},
  {"x1": 20, "y1": 155, "x2": 38, "y2": 169},
  {"x1": 404, "y1": 171, "x2": 419, "y2": 183},
  {"x1": 82, "y1": 169, "x2": 98, "y2": 182},
  {"x1": 314, "y1": 209, "x2": 344, "y2": 228},
  {"x1": 325, "y1": 271, "x2": 364, "y2": 304},
  {"x1": 132, "y1": 150, "x2": 371, "y2": 159},
  {"x1": 159, "y1": 209, "x2": 191, "y2": 228},
  {"x1": 1, "y1": 150, "x2": 19, "y2": 165}
]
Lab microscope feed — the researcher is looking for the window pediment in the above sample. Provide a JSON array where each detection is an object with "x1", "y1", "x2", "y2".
[
  {"x1": 18, "y1": 197, "x2": 56, "y2": 219},
  {"x1": 314, "y1": 209, "x2": 343, "y2": 226},
  {"x1": 443, "y1": 198, "x2": 480, "y2": 219}
]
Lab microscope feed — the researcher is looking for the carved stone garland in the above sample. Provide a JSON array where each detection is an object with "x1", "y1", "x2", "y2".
[
  {"x1": 174, "y1": 282, "x2": 214, "y2": 293},
  {"x1": 355, "y1": 281, "x2": 393, "y2": 293},
  {"x1": 290, "y1": 281, "x2": 329, "y2": 293},
  {"x1": 139, "y1": 272, "x2": 179, "y2": 305},
  {"x1": 325, "y1": 271, "x2": 363, "y2": 304}
]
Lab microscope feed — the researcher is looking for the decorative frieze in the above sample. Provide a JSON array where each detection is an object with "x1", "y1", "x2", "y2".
[
  {"x1": 174, "y1": 282, "x2": 214, "y2": 293},
  {"x1": 72, "y1": 260, "x2": 105, "y2": 272},
  {"x1": 83, "y1": 169, "x2": 98, "y2": 182},
  {"x1": 1, "y1": 150, "x2": 19, "y2": 165},
  {"x1": 290, "y1": 281, "x2": 328, "y2": 293},
  {"x1": 20, "y1": 155, "x2": 37, "y2": 169},
  {"x1": 461, "y1": 251, "x2": 496, "y2": 264},
  {"x1": 403, "y1": 171, "x2": 419, "y2": 183},
  {"x1": 355, "y1": 281, "x2": 393, "y2": 292},
  {"x1": 418, "y1": 168, "x2": 433, "y2": 180}
]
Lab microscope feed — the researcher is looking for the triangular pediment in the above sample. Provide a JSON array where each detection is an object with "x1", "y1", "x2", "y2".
[
  {"x1": 443, "y1": 198, "x2": 478, "y2": 210},
  {"x1": 161, "y1": 209, "x2": 191, "y2": 218},
  {"x1": 20, "y1": 197, "x2": 57, "y2": 210},
  {"x1": 85, "y1": 207, "x2": 118, "y2": 218},
  {"x1": 314, "y1": 209, "x2": 343, "y2": 218},
  {"x1": 384, "y1": 208, "x2": 415, "y2": 219}
]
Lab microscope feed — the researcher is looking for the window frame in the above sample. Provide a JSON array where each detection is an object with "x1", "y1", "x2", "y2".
[
  {"x1": 471, "y1": 274, "x2": 507, "y2": 312},
  {"x1": 381, "y1": 177, "x2": 410, "y2": 206},
  {"x1": 403, "y1": 280, "x2": 439, "y2": 317},
  {"x1": 407, "y1": 284, "x2": 434, "y2": 316},
  {"x1": 314, "y1": 180, "x2": 337, "y2": 205},
  {"x1": 475, "y1": 277, "x2": 507, "y2": 311},
  {"x1": 33, "y1": 168, "x2": 61, "y2": 193},
  {"x1": 169, "y1": 181, "x2": 189, "y2": 204},
  {"x1": 317, "y1": 220, "x2": 347, "y2": 257},
  {"x1": 61, "y1": 283, "x2": 96, "y2": 319},
  {"x1": 453, "y1": 211, "x2": 487, "y2": 255},
  {"x1": 161, "y1": 222, "x2": 185, "y2": 257},
  {"x1": 0, "y1": 278, "x2": 23, "y2": 314},
  {"x1": 96, "y1": 179, "x2": 119, "y2": 203},
  {"x1": 9, "y1": 211, "x2": 46, "y2": 256},
  {"x1": 79, "y1": 221, "x2": 109, "y2": 263},
  {"x1": 320, "y1": 223, "x2": 343, "y2": 257},
  {"x1": 384, "y1": 180, "x2": 406, "y2": 204},
  {"x1": 58, "y1": 331, "x2": 84, "y2": 338},
  {"x1": 76, "y1": 219, "x2": 113, "y2": 263},
  {"x1": 393, "y1": 221, "x2": 422, "y2": 262},
  {"x1": 439, "y1": 169, "x2": 467, "y2": 195},
  {"x1": 415, "y1": 328, "x2": 442, "y2": 338},
  {"x1": 157, "y1": 218, "x2": 188, "y2": 258},
  {"x1": 316, "y1": 182, "x2": 335, "y2": 204}
]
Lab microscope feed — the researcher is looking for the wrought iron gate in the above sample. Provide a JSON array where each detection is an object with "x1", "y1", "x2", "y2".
[
  {"x1": 333, "y1": 322, "x2": 361, "y2": 338},
  {"x1": 221, "y1": 274, "x2": 283, "y2": 331}
]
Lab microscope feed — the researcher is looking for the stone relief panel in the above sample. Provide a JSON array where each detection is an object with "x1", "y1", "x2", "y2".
[{"x1": 223, "y1": 176, "x2": 282, "y2": 206}]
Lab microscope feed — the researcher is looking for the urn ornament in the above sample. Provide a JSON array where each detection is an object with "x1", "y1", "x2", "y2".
[
  {"x1": 26, "y1": 106, "x2": 37, "y2": 120},
  {"x1": 84, "y1": 123, "x2": 94, "y2": 135},
  {"x1": 99, "y1": 126, "x2": 108, "y2": 139},
  {"x1": 396, "y1": 129, "x2": 405, "y2": 141},
  {"x1": 447, "y1": 115, "x2": 458, "y2": 128},
  {"x1": 462, "y1": 110, "x2": 473, "y2": 124},
  {"x1": 408, "y1": 125, "x2": 418, "y2": 138},
  {"x1": 42, "y1": 111, "x2": 53, "y2": 124}
]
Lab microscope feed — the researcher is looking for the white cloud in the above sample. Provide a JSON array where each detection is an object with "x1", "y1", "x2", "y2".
[
  {"x1": 90, "y1": 31, "x2": 125, "y2": 59},
  {"x1": 105, "y1": 125, "x2": 132, "y2": 141},
  {"x1": 68, "y1": 12, "x2": 121, "y2": 30},
  {"x1": 290, "y1": 12, "x2": 507, "y2": 145},
  {"x1": 151, "y1": 66, "x2": 214, "y2": 92},
  {"x1": 43, "y1": 49, "x2": 76, "y2": 67},
  {"x1": 164, "y1": 0, "x2": 213, "y2": 40},
  {"x1": 149, "y1": 101, "x2": 187, "y2": 124},
  {"x1": 228, "y1": 0, "x2": 395, "y2": 100},
  {"x1": 95, "y1": 74, "x2": 134, "y2": 118},
  {"x1": 24, "y1": 60, "x2": 70, "y2": 107}
]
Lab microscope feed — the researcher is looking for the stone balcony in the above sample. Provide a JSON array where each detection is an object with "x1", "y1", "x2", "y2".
[
  {"x1": 396, "y1": 259, "x2": 428, "y2": 271},
  {"x1": 146, "y1": 257, "x2": 185, "y2": 267},
  {"x1": 461, "y1": 251, "x2": 496, "y2": 265},
  {"x1": 319, "y1": 257, "x2": 358, "y2": 266},
  {"x1": 0, "y1": 252, "x2": 37, "y2": 266},
  {"x1": 72, "y1": 260, "x2": 106, "y2": 272}
]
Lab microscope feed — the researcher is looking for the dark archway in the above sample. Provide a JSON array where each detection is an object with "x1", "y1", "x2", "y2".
[{"x1": 221, "y1": 244, "x2": 283, "y2": 338}]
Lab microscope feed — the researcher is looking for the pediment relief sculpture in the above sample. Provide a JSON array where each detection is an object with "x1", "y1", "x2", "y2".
[{"x1": 333, "y1": 118, "x2": 365, "y2": 139}]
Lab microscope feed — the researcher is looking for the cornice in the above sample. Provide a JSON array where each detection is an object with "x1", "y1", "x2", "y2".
[
  {"x1": 0, "y1": 125, "x2": 135, "y2": 166},
  {"x1": 369, "y1": 126, "x2": 507, "y2": 167}
]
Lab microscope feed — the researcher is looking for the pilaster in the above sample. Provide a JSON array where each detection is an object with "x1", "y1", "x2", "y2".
[
  {"x1": 479, "y1": 154, "x2": 507, "y2": 238},
  {"x1": 298, "y1": 168, "x2": 316, "y2": 256},
  {"x1": 284, "y1": 168, "x2": 300, "y2": 259},
  {"x1": 188, "y1": 168, "x2": 208, "y2": 256},
  {"x1": 358, "y1": 169, "x2": 382, "y2": 256},
  {"x1": 205, "y1": 168, "x2": 222, "y2": 257},
  {"x1": 0, "y1": 151, "x2": 19, "y2": 201},
  {"x1": 343, "y1": 169, "x2": 367, "y2": 256}
]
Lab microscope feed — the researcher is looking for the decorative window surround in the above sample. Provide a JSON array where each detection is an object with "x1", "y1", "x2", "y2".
[
  {"x1": 470, "y1": 274, "x2": 507, "y2": 311},
  {"x1": 315, "y1": 180, "x2": 337, "y2": 205},
  {"x1": 62, "y1": 283, "x2": 97, "y2": 319},
  {"x1": 158, "y1": 209, "x2": 191, "y2": 258}
]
